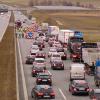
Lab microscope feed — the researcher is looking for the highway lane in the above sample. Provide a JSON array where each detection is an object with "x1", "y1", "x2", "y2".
[
  {"x1": 18, "y1": 38, "x2": 96, "y2": 100},
  {"x1": 0, "y1": 11, "x2": 11, "y2": 42},
  {"x1": 15, "y1": 11, "x2": 96, "y2": 100}
]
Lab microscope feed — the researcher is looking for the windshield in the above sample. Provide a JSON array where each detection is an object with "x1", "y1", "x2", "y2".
[
  {"x1": 70, "y1": 37, "x2": 83, "y2": 42},
  {"x1": 39, "y1": 75, "x2": 50, "y2": 78},
  {"x1": 35, "y1": 60, "x2": 44, "y2": 63}
]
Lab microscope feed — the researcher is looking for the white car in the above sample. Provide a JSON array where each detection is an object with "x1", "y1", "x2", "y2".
[
  {"x1": 48, "y1": 47, "x2": 57, "y2": 57},
  {"x1": 50, "y1": 53, "x2": 61, "y2": 63},
  {"x1": 33, "y1": 58, "x2": 46, "y2": 68},
  {"x1": 30, "y1": 45, "x2": 39, "y2": 55}
]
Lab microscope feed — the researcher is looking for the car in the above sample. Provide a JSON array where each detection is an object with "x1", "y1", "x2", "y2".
[
  {"x1": 31, "y1": 85, "x2": 55, "y2": 99},
  {"x1": 48, "y1": 47, "x2": 57, "y2": 57},
  {"x1": 33, "y1": 41, "x2": 44, "y2": 50},
  {"x1": 30, "y1": 45, "x2": 39, "y2": 55},
  {"x1": 36, "y1": 73, "x2": 52, "y2": 86},
  {"x1": 33, "y1": 58, "x2": 46, "y2": 68},
  {"x1": 69, "y1": 80, "x2": 90, "y2": 95},
  {"x1": 51, "y1": 59, "x2": 64, "y2": 70},
  {"x1": 25, "y1": 55, "x2": 35, "y2": 64},
  {"x1": 52, "y1": 41, "x2": 62, "y2": 47},
  {"x1": 58, "y1": 51, "x2": 67, "y2": 60},
  {"x1": 48, "y1": 38, "x2": 56, "y2": 47},
  {"x1": 89, "y1": 89, "x2": 100, "y2": 100},
  {"x1": 36, "y1": 51, "x2": 46, "y2": 59},
  {"x1": 50, "y1": 53, "x2": 61, "y2": 63},
  {"x1": 31, "y1": 66, "x2": 45, "y2": 77}
]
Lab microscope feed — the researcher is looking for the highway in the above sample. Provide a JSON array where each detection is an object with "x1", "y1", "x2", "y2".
[
  {"x1": 14, "y1": 11, "x2": 96, "y2": 100},
  {"x1": 0, "y1": 11, "x2": 11, "y2": 42}
]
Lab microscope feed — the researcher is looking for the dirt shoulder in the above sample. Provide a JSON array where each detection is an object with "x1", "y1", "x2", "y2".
[{"x1": 0, "y1": 12, "x2": 16, "y2": 100}]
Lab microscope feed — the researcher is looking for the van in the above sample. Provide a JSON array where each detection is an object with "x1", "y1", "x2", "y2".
[{"x1": 70, "y1": 63, "x2": 85, "y2": 81}]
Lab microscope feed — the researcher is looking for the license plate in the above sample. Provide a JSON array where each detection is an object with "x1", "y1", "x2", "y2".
[
  {"x1": 79, "y1": 88, "x2": 84, "y2": 90},
  {"x1": 42, "y1": 80, "x2": 47, "y2": 82},
  {"x1": 44, "y1": 95, "x2": 50, "y2": 98}
]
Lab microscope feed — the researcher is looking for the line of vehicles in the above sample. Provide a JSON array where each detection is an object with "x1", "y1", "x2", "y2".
[{"x1": 16, "y1": 16, "x2": 100, "y2": 99}]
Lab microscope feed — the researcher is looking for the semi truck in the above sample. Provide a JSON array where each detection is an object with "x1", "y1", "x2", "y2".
[
  {"x1": 58, "y1": 30, "x2": 74, "y2": 47},
  {"x1": 81, "y1": 43, "x2": 100, "y2": 67}
]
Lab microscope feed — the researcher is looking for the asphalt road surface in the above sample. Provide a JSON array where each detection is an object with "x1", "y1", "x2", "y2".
[
  {"x1": 0, "y1": 11, "x2": 11, "y2": 42},
  {"x1": 15, "y1": 11, "x2": 97, "y2": 100}
]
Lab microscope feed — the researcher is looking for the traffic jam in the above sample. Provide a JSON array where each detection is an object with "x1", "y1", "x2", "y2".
[{"x1": 15, "y1": 12, "x2": 100, "y2": 100}]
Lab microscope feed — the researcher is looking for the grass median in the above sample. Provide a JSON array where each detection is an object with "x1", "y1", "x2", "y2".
[{"x1": 0, "y1": 12, "x2": 16, "y2": 100}]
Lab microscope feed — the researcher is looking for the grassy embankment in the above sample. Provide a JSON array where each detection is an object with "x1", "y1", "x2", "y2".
[
  {"x1": 0, "y1": 12, "x2": 16, "y2": 100},
  {"x1": 31, "y1": 10, "x2": 100, "y2": 42}
]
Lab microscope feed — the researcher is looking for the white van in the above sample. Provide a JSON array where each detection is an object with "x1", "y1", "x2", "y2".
[{"x1": 70, "y1": 63, "x2": 85, "y2": 81}]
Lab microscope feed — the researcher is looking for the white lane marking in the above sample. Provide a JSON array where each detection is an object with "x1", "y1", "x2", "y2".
[
  {"x1": 48, "y1": 70, "x2": 52, "y2": 75},
  {"x1": 17, "y1": 38, "x2": 28, "y2": 100},
  {"x1": 58, "y1": 88, "x2": 67, "y2": 100},
  {"x1": 14, "y1": 20, "x2": 19, "y2": 100}
]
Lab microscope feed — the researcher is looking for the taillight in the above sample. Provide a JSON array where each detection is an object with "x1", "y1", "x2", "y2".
[
  {"x1": 37, "y1": 92, "x2": 43, "y2": 96},
  {"x1": 72, "y1": 55, "x2": 77, "y2": 57},
  {"x1": 73, "y1": 88, "x2": 77, "y2": 91},
  {"x1": 50, "y1": 92, "x2": 55, "y2": 96},
  {"x1": 86, "y1": 88, "x2": 90, "y2": 92},
  {"x1": 92, "y1": 97, "x2": 97, "y2": 100},
  {"x1": 37, "y1": 79, "x2": 42, "y2": 81},
  {"x1": 32, "y1": 70, "x2": 35, "y2": 73},
  {"x1": 48, "y1": 79, "x2": 51, "y2": 81},
  {"x1": 62, "y1": 64, "x2": 64, "y2": 66}
]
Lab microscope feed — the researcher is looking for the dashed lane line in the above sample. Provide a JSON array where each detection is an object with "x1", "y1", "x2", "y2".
[{"x1": 58, "y1": 88, "x2": 67, "y2": 100}]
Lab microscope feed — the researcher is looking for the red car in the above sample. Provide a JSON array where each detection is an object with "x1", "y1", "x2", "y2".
[
  {"x1": 51, "y1": 59, "x2": 64, "y2": 70},
  {"x1": 69, "y1": 80, "x2": 89, "y2": 95},
  {"x1": 35, "y1": 51, "x2": 46, "y2": 59}
]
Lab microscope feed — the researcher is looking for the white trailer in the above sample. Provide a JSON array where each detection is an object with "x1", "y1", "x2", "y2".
[
  {"x1": 82, "y1": 48, "x2": 100, "y2": 66},
  {"x1": 58, "y1": 30, "x2": 74, "y2": 44},
  {"x1": 48, "y1": 26, "x2": 60, "y2": 35}
]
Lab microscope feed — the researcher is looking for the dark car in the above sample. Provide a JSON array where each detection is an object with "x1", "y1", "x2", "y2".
[
  {"x1": 36, "y1": 51, "x2": 46, "y2": 59},
  {"x1": 33, "y1": 41, "x2": 44, "y2": 50},
  {"x1": 89, "y1": 89, "x2": 100, "y2": 100},
  {"x1": 31, "y1": 66, "x2": 45, "y2": 77},
  {"x1": 25, "y1": 55, "x2": 34, "y2": 64},
  {"x1": 31, "y1": 85, "x2": 55, "y2": 99},
  {"x1": 51, "y1": 59, "x2": 64, "y2": 70},
  {"x1": 69, "y1": 80, "x2": 89, "y2": 95},
  {"x1": 36, "y1": 73, "x2": 52, "y2": 86}
]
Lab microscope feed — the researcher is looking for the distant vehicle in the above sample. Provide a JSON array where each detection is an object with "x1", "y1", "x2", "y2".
[
  {"x1": 57, "y1": 48, "x2": 67, "y2": 60},
  {"x1": 36, "y1": 73, "x2": 52, "y2": 86},
  {"x1": 30, "y1": 45, "x2": 39, "y2": 55},
  {"x1": 68, "y1": 36, "x2": 84, "y2": 53},
  {"x1": 31, "y1": 85, "x2": 55, "y2": 99},
  {"x1": 35, "y1": 51, "x2": 46, "y2": 59},
  {"x1": 48, "y1": 38, "x2": 56, "y2": 47},
  {"x1": 25, "y1": 55, "x2": 35, "y2": 64},
  {"x1": 48, "y1": 26, "x2": 59, "y2": 35},
  {"x1": 89, "y1": 89, "x2": 100, "y2": 100},
  {"x1": 48, "y1": 47, "x2": 57, "y2": 57},
  {"x1": 69, "y1": 80, "x2": 89, "y2": 95},
  {"x1": 81, "y1": 43, "x2": 100, "y2": 67},
  {"x1": 50, "y1": 53, "x2": 61, "y2": 63},
  {"x1": 51, "y1": 59, "x2": 64, "y2": 70},
  {"x1": 31, "y1": 66, "x2": 45, "y2": 77},
  {"x1": 70, "y1": 63, "x2": 85, "y2": 81},
  {"x1": 58, "y1": 30, "x2": 74, "y2": 48},
  {"x1": 33, "y1": 58, "x2": 46, "y2": 68},
  {"x1": 52, "y1": 41, "x2": 62, "y2": 48},
  {"x1": 15, "y1": 20, "x2": 22, "y2": 29}
]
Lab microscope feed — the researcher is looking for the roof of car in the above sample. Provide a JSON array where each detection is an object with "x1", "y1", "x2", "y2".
[
  {"x1": 35, "y1": 58, "x2": 45, "y2": 61},
  {"x1": 38, "y1": 73, "x2": 50, "y2": 76},
  {"x1": 36, "y1": 85, "x2": 51, "y2": 89},
  {"x1": 71, "y1": 63, "x2": 85, "y2": 68},
  {"x1": 94, "y1": 89, "x2": 100, "y2": 93},
  {"x1": 73, "y1": 80, "x2": 87, "y2": 84}
]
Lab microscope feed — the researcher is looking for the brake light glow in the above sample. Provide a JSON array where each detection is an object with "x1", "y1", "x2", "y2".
[
  {"x1": 32, "y1": 70, "x2": 35, "y2": 72},
  {"x1": 73, "y1": 88, "x2": 77, "y2": 91},
  {"x1": 37, "y1": 92, "x2": 43, "y2": 96},
  {"x1": 50, "y1": 92, "x2": 55, "y2": 96},
  {"x1": 38, "y1": 79, "x2": 42, "y2": 81},
  {"x1": 72, "y1": 55, "x2": 77, "y2": 57}
]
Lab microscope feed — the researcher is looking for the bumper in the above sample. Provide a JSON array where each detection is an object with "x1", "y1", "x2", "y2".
[
  {"x1": 73, "y1": 91, "x2": 89, "y2": 95},
  {"x1": 52, "y1": 66, "x2": 64, "y2": 70}
]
